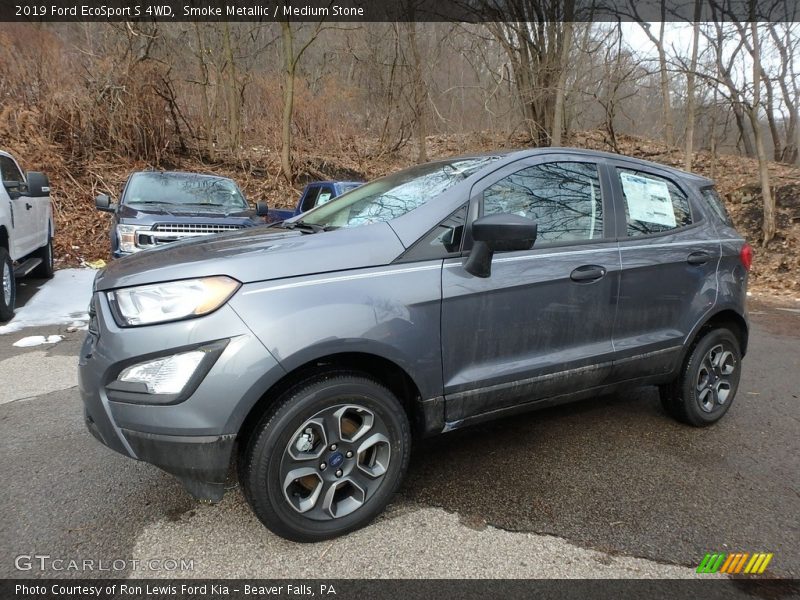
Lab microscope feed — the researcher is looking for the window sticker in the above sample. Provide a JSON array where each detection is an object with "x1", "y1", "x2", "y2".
[{"x1": 619, "y1": 172, "x2": 676, "y2": 227}]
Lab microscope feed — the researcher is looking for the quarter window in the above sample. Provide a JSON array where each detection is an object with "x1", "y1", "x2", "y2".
[
  {"x1": 482, "y1": 162, "x2": 603, "y2": 244},
  {"x1": 616, "y1": 168, "x2": 692, "y2": 236}
]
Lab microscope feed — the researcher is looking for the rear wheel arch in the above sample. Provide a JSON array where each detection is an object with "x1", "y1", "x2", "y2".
[
  {"x1": 689, "y1": 309, "x2": 749, "y2": 358},
  {"x1": 0, "y1": 226, "x2": 8, "y2": 251}
]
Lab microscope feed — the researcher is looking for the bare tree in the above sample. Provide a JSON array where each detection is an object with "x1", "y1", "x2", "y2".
[
  {"x1": 683, "y1": 0, "x2": 702, "y2": 170},
  {"x1": 630, "y1": 0, "x2": 674, "y2": 146}
]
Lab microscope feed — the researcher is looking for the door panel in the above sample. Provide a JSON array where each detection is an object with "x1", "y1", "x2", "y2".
[
  {"x1": 0, "y1": 156, "x2": 37, "y2": 258},
  {"x1": 440, "y1": 158, "x2": 620, "y2": 423},
  {"x1": 606, "y1": 164, "x2": 721, "y2": 382},
  {"x1": 441, "y1": 244, "x2": 621, "y2": 421}
]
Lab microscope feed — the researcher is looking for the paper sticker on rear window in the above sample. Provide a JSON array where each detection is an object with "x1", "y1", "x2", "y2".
[{"x1": 619, "y1": 172, "x2": 676, "y2": 228}]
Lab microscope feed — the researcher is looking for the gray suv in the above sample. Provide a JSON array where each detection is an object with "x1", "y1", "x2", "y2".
[{"x1": 79, "y1": 149, "x2": 751, "y2": 542}]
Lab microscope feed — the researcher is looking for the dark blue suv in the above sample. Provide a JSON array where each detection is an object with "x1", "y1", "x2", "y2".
[{"x1": 95, "y1": 171, "x2": 268, "y2": 257}]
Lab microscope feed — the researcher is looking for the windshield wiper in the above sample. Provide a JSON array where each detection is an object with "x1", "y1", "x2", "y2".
[{"x1": 283, "y1": 220, "x2": 337, "y2": 233}]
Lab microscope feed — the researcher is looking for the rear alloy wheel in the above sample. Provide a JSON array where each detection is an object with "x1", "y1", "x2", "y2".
[
  {"x1": 241, "y1": 373, "x2": 410, "y2": 542},
  {"x1": 659, "y1": 328, "x2": 741, "y2": 427},
  {"x1": 0, "y1": 248, "x2": 15, "y2": 322}
]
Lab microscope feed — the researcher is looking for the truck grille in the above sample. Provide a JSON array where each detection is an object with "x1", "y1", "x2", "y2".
[
  {"x1": 153, "y1": 223, "x2": 243, "y2": 234},
  {"x1": 137, "y1": 223, "x2": 245, "y2": 248}
]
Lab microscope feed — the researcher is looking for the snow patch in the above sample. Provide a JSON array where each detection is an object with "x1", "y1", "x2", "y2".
[
  {"x1": 13, "y1": 335, "x2": 63, "y2": 347},
  {"x1": 0, "y1": 269, "x2": 96, "y2": 334}
]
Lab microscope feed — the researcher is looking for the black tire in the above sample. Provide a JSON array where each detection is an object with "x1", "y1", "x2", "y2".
[
  {"x1": 0, "y1": 247, "x2": 16, "y2": 322},
  {"x1": 241, "y1": 371, "x2": 411, "y2": 542},
  {"x1": 31, "y1": 237, "x2": 54, "y2": 279},
  {"x1": 659, "y1": 328, "x2": 742, "y2": 427}
]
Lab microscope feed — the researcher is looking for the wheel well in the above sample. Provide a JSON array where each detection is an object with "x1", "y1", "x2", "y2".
[
  {"x1": 695, "y1": 309, "x2": 749, "y2": 357},
  {"x1": 0, "y1": 226, "x2": 8, "y2": 251},
  {"x1": 237, "y1": 352, "x2": 422, "y2": 454}
]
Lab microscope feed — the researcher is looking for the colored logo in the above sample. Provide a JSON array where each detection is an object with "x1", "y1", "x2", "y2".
[
  {"x1": 328, "y1": 451, "x2": 344, "y2": 468},
  {"x1": 697, "y1": 552, "x2": 773, "y2": 574}
]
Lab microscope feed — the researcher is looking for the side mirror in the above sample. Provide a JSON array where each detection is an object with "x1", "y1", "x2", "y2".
[
  {"x1": 95, "y1": 193, "x2": 114, "y2": 212},
  {"x1": 463, "y1": 214, "x2": 537, "y2": 278},
  {"x1": 256, "y1": 200, "x2": 269, "y2": 217},
  {"x1": 26, "y1": 172, "x2": 50, "y2": 197}
]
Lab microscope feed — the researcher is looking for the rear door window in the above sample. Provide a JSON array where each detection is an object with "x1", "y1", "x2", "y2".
[{"x1": 616, "y1": 168, "x2": 692, "y2": 236}]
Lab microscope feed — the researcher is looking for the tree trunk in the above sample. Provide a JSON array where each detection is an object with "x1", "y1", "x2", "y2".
[
  {"x1": 221, "y1": 21, "x2": 240, "y2": 155},
  {"x1": 683, "y1": 1, "x2": 701, "y2": 170},
  {"x1": 407, "y1": 22, "x2": 428, "y2": 163},
  {"x1": 193, "y1": 23, "x2": 214, "y2": 160},
  {"x1": 280, "y1": 21, "x2": 295, "y2": 182},
  {"x1": 656, "y1": 19, "x2": 674, "y2": 146},
  {"x1": 551, "y1": 15, "x2": 573, "y2": 147},
  {"x1": 748, "y1": 20, "x2": 775, "y2": 245}
]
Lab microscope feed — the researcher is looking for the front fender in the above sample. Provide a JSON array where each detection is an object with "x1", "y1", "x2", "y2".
[{"x1": 228, "y1": 261, "x2": 444, "y2": 402}]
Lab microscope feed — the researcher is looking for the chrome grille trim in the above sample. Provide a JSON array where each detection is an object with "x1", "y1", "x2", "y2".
[{"x1": 153, "y1": 223, "x2": 244, "y2": 234}]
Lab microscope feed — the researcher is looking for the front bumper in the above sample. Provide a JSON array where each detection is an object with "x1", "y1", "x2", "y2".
[{"x1": 78, "y1": 291, "x2": 285, "y2": 501}]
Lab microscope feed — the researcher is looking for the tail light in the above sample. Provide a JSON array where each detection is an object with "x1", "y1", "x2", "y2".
[{"x1": 740, "y1": 243, "x2": 753, "y2": 271}]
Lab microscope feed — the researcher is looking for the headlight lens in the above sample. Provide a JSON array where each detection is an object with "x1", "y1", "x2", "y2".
[
  {"x1": 118, "y1": 350, "x2": 206, "y2": 394},
  {"x1": 107, "y1": 276, "x2": 240, "y2": 326},
  {"x1": 117, "y1": 224, "x2": 149, "y2": 253}
]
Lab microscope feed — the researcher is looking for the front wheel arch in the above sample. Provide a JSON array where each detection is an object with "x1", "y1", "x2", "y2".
[{"x1": 235, "y1": 352, "x2": 423, "y2": 461}]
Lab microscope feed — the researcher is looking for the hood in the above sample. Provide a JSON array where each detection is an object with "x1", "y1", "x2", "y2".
[
  {"x1": 94, "y1": 222, "x2": 406, "y2": 291},
  {"x1": 118, "y1": 203, "x2": 259, "y2": 224}
]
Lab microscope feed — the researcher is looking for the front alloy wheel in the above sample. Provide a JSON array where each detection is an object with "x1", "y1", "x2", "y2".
[
  {"x1": 281, "y1": 404, "x2": 392, "y2": 519},
  {"x1": 241, "y1": 373, "x2": 410, "y2": 542}
]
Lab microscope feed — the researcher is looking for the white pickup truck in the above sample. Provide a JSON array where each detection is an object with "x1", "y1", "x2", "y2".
[{"x1": 0, "y1": 150, "x2": 54, "y2": 322}]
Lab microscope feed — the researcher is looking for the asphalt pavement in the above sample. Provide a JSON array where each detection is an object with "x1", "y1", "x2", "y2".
[{"x1": 0, "y1": 280, "x2": 797, "y2": 579}]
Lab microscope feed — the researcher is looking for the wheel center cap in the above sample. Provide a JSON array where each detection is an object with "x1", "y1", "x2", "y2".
[{"x1": 328, "y1": 451, "x2": 344, "y2": 468}]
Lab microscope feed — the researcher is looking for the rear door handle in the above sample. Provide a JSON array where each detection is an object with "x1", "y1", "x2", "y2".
[
  {"x1": 25, "y1": 203, "x2": 32, "y2": 210},
  {"x1": 687, "y1": 251, "x2": 711, "y2": 265},
  {"x1": 570, "y1": 265, "x2": 606, "y2": 282}
]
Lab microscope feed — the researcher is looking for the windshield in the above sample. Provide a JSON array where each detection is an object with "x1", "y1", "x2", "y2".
[
  {"x1": 299, "y1": 157, "x2": 500, "y2": 229},
  {"x1": 124, "y1": 172, "x2": 248, "y2": 211}
]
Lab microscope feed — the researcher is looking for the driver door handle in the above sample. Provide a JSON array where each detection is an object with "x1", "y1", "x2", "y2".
[
  {"x1": 25, "y1": 203, "x2": 33, "y2": 210},
  {"x1": 570, "y1": 265, "x2": 606, "y2": 282}
]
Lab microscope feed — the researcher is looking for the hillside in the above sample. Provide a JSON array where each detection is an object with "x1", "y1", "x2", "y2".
[{"x1": 2, "y1": 113, "x2": 798, "y2": 299}]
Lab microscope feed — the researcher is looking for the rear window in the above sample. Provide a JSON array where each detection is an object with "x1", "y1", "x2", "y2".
[{"x1": 701, "y1": 187, "x2": 733, "y2": 226}]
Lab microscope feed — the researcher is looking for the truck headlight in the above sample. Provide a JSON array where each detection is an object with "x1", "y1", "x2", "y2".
[
  {"x1": 117, "y1": 224, "x2": 149, "y2": 253},
  {"x1": 107, "y1": 276, "x2": 240, "y2": 326}
]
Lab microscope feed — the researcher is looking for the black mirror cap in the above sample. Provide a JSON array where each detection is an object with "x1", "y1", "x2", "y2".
[
  {"x1": 472, "y1": 213, "x2": 537, "y2": 252},
  {"x1": 256, "y1": 200, "x2": 269, "y2": 217},
  {"x1": 26, "y1": 172, "x2": 50, "y2": 197},
  {"x1": 95, "y1": 193, "x2": 112, "y2": 211},
  {"x1": 464, "y1": 214, "x2": 537, "y2": 278}
]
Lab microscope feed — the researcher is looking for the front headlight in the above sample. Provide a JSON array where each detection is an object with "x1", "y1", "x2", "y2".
[
  {"x1": 117, "y1": 224, "x2": 150, "y2": 253},
  {"x1": 107, "y1": 276, "x2": 240, "y2": 326}
]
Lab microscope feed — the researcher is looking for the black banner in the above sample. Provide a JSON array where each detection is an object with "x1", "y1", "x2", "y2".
[
  {"x1": 3, "y1": 579, "x2": 800, "y2": 600},
  {"x1": 0, "y1": 0, "x2": 798, "y2": 23}
]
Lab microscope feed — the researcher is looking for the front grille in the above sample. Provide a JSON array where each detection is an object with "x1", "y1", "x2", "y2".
[
  {"x1": 137, "y1": 222, "x2": 246, "y2": 248},
  {"x1": 153, "y1": 223, "x2": 244, "y2": 234}
]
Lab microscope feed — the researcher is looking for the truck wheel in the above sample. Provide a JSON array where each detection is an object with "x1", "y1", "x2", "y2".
[
  {"x1": 31, "y1": 237, "x2": 54, "y2": 279},
  {"x1": 0, "y1": 248, "x2": 15, "y2": 322},
  {"x1": 659, "y1": 328, "x2": 741, "y2": 427},
  {"x1": 241, "y1": 372, "x2": 410, "y2": 542}
]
